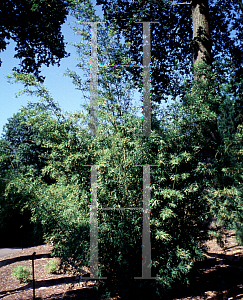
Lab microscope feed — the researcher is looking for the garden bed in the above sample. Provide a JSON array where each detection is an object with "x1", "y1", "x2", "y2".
[{"x1": 0, "y1": 230, "x2": 243, "y2": 299}]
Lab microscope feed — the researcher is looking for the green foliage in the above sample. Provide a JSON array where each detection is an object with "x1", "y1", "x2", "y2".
[
  {"x1": 4, "y1": 65, "x2": 208, "y2": 300},
  {"x1": 1, "y1": 111, "x2": 49, "y2": 175},
  {"x1": 44, "y1": 259, "x2": 60, "y2": 274},
  {"x1": 2, "y1": 0, "x2": 243, "y2": 299},
  {"x1": 97, "y1": 0, "x2": 243, "y2": 103},
  {"x1": 0, "y1": 0, "x2": 71, "y2": 79},
  {"x1": 12, "y1": 265, "x2": 31, "y2": 283},
  {"x1": 0, "y1": 99, "x2": 59, "y2": 246}
]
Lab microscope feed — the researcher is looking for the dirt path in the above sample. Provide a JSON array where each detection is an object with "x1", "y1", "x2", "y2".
[{"x1": 0, "y1": 247, "x2": 34, "y2": 259}]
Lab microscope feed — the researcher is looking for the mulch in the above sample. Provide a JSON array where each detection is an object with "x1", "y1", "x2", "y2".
[
  {"x1": 0, "y1": 230, "x2": 243, "y2": 300},
  {"x1": 0, "y1": 244, "x2": 102, "y2": 300}
]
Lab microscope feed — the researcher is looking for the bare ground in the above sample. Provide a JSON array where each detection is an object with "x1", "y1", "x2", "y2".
[{"x1": 0, "y1": 229, "x2": 243, "y2": 300}]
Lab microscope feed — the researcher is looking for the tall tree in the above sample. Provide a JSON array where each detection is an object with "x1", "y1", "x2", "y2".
[
  {"x1": 0, "y1": 83, "x2": 61, "y2": 246},
  {"x1": 191, "y1": 0, "x2": 211, "y2": 67},
  {"x1": 97, "y1": 0, "x2": 242, "y2": 101}
]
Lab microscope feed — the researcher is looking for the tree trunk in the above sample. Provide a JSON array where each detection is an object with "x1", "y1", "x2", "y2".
[
  {"x1": 191, "y1": 1, "x2": 222, "y2": 232},
  {"x1": 191, "y1": 0, "x2": 211, "y2": 67}
]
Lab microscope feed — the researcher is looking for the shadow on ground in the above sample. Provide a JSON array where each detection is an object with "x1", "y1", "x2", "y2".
[
  {"x1": 0, "y1": 275, "x2": 92, "y2": 300},
  {"x1": 0, "y1": 252, "x2": 51, "y2": 267},
  {"x1": 1, "y1": 245, "x2": 243, "y2": 300},
  {"x1": 41, "y1": 255, "x2": 243, "y2": 300},
  {"x1": 170, "y1": 255, "x2": 243, "y2": 300}
]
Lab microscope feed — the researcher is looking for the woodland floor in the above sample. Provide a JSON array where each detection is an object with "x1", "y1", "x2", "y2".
[{"x1": 0, "y1": 229, "x2": 243, "y2": 300}]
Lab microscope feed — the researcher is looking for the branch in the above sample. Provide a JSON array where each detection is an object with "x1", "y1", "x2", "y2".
[
  {"x1": 171, "y1": 1, "x2": 192, "y2": 5},
  {"x1": 237, "y1": 0, "x2": 243, "y2": 14}
]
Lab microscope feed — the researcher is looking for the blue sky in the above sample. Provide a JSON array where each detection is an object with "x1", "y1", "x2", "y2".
[
  {"x1": 0, "y1": 15, "x2": 91, "y2": 136},
  {"x1": 0, "y1": 2, "x2": 138, "y2": 135},
  {"x1": 0, "y1": 2, "x2": 169, "y2": 137},
  {"x1": 0, "y1": 10, "x2": 146, "y2": 136}
]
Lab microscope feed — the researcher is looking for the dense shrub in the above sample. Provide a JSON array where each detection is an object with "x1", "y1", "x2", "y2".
[
  {"x1": 44, "y1": 259, "x2": 60, "y2": 274},
  {"x1": 12, "y1": 265, "x2": 31, "y2": 283}
]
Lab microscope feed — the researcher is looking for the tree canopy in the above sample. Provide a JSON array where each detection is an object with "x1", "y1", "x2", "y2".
[
  {"x1": 0, "y1": 0, "x2": 71, "y2": 79},
  {"x1": 97, "y1": 0, "x2": 243, "y2": 102}
]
